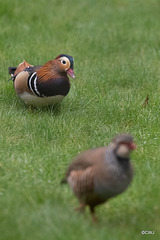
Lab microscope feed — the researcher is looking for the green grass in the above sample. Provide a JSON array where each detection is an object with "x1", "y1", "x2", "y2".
[{"x1": 0, "y1": 0, "x2": 160, "y2": 239}]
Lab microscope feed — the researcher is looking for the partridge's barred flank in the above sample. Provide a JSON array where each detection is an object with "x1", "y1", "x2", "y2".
[
  {"x1": 62, "y1": 134, "x2": 136, "y2": 222},
  {"x1": 8, "y1": 54, "x2": 75, "y2": 107}
]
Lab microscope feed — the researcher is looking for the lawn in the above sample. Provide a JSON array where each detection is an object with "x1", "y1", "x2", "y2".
[{"x1": 0, "y1": 0, "x2": 160, "y2": 239}]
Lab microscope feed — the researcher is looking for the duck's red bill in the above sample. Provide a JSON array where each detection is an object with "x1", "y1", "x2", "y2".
[{"x1": 67, "y1": 68, "x2": 75, "y2": 79}]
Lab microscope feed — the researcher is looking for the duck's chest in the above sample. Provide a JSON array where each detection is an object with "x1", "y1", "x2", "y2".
[{"x1": 19, "y1": 92, "x2": 64, "y2": 107}]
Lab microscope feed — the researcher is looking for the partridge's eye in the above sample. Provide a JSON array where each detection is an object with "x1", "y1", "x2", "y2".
[{"x1": 61, "y1": 59, "x2": 67, "y2": 65}]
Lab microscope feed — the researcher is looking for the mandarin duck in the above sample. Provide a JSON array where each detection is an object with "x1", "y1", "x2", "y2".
[
  {"x1": 8, "y1": 54, "x2": 75, "y2": 107},
  {"x1": 61, "y1": 134, "x2": 136, "y2": 222}
]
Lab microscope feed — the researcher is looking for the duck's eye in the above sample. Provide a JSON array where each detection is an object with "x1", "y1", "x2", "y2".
[{"x1": 61, "y1": 59, "x2": 67, "y2": 65}]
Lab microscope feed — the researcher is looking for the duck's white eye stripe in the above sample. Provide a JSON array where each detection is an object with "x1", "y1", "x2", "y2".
[{"x1": 61, "y1": 59, "x2": 67, "y2": 65}]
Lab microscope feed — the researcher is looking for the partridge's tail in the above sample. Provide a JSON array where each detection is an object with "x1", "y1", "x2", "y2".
[{"x1": 61, "y1": 178, "x2": 67, "y2": 184}]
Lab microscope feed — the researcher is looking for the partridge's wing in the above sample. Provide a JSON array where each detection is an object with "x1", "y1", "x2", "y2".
[
  {"x1": 68, "y1": 167, "x2": 95, "y2": 197},
  {"x1": 64, "y1": 147, "x2": 107, "y2": 180}
]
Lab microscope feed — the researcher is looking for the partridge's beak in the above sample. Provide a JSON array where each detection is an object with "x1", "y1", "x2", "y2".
[
  {"x1": 67, "y1": 68, "x2": 75, "y2": 79},
  {"x1": 130, "y1": 142, "x2": 136, "y2": 150}
]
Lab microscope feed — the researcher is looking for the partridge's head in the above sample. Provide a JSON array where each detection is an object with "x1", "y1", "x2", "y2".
[
  {"x1": 111, "y1": 134, "x2": 136, "y2": 158},
  {"x1": 55, "y1": 54, "x2": 75, "y2": 79}
]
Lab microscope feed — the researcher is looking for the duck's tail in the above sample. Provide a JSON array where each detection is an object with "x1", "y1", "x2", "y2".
[
  {"x1": 8, "y1": 67, "x2": 17, "y2": 76},
  {"x1": 8, "y1": 60, "x2": 32, "y2": 80}
]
